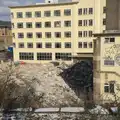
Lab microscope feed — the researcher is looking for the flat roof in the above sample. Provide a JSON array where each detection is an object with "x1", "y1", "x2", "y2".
[{"x1": 9, "y1": 1, "x2": 79, "y2": 9}]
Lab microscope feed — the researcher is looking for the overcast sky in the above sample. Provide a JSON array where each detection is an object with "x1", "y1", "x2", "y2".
[{"x1": 0, "y1": 0, "x2": 44, "y2": 21}]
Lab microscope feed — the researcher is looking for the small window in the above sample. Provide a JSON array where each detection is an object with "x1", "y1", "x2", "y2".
[
  {"x1": 78, "y1": 31, "x2": 82, "y2": 37},
  {"x1": 18, "y1": 33, "x2": 24, "y2": 38},
  {"x1": 103, "y1": 18, "x2": 106, "y2": 25},
  {"x1": 55, "y1": 42, "x2": 61, "y2": 48},
  {"x1": 64, "y1": 9, "x2": 71, "y2": 16},
  {"x1": 104, "y1": 82, "x2": 115, "y2": 93},
  {"x1": 89, "y1": 8, "x2": 93, "y2": 14},
  {"x1": 83, "y1": 20, "x2": 87, "y2": 26},
  {"x1": 104, "y1": 60, "x2": 114, "y2": 66},
  {"x1": 89, "y1": 19, "x2": 93, "y2": 26},
  {"x1": 64, "y1": 32, "x2": 71, "y2": 38},
  {"x1": 26, "y1": 22, "x2": 32, "y2": 28},
  {"x1": 83, "y1": 42, "x2": 87, "y2": 48},
  {"x1": 89, "y1": 42, "x2": 92, "y2": 48},
  {"x1": 45, "y1": 32, "x2": 51, "y2": 38},
  {"x1": 55, "y1": 32, "x2": 61, "y2": 38},
  {"x1": 110, "y1": 38, "x2": 115, "y2": 42},
  {"x1": 19, "y1": 43, "x2": 24, "y2": 48},
  {"x1": 36, "y1": 32, "x2": 42, "y2": 38},
  {"x1": 26, "y1": 12, "x2": 32, "y2": 18},
  {"x1": 65, "y1": 42, "x2": 71, "y2": 48},
  {"x1": 78, "y1": 8, "x2": 82, "y2": 15},
  {"x1": 78, "y1": 20, "x2": 82, "y2": 26},
  {"x1": 45, "y1": 43, "x2": 52, "y2": 48},
  {"x1": 45, "y1": 22, "x2": 51, "y2": 28},
  {"x1": 78, "y1": 42, "x2": 82, "y2": 48},
  {"x1": 83, "y1": 31, "x2": 87, "y2": 37},
  {"x1": 27, "y1": 43, "x2": 33, "y2": 48},
  {"x1": 83, "y1": 8, "x2": 87, "y2": 15},
  {"x1": 103, "y1": 7, "x2": 106, "y2": 13},
  {"x1": 104, "y1": 83, "x2": 109, "y2": 93},
  {"x1": 27, "y1": 33, "x2": 33, "y2": 38},
  {"x1": 54, "y1": 10, "x2": 61, "y2": 16},
  {"x1": 36, "y1": 43, "x2": 42, "y2": 48},
  {"x1": 54, "y1": 21, "x2": 61, "y2": 27},
  {"x1": 89, "y1": 31, "x2": 93, "y2": 37},
  {"x1": 17, "y1": 12, "x2": 23, "y2": 18},
  {"x1": 35, "y1": 11, "x2": 41, "y2": 17},
  {"x1": 17, "y1": 23, "x2": 23, "y2": 28},
  {"x1": 35, "y1": 22, "x2": 42, "y2": 28},
  {"x1": 64, "y1": 21, "x2": 71, "y2": 27},
  {"x1": 44, "y1": 11, "x2": 51, "y2": 17},
  {"x1": 104, "y1": 38, "x2": 109, "y2": 43}
]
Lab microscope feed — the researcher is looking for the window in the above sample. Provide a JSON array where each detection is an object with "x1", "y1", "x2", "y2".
[
  {"x1": 45, "y1": 43, "x2": 52, "y2": 48},
  {"x1": 45, "y1": 32, "x2": 51, "y2": 38},
  {"x1": 78, "y1": 8, "x2": 82, "y2": 15},
  {"x1": 37, "y1": 53, "x2": 52, "y2": 60},
  {"x1": 55, "y1": 42, "x2": 61, "y2": 48},
  {"x1": 65, "y1": 42, "x2": 71, "y2": 48},
  {"x1": 19, "y1": 43, "x2": 24, "y2": 48},
  {"x1": 27, "y1": 33, "x2": 33, "y2": 38},
  {"x1": 26, "y1": 12, "x2": 32, "y2": 18},
  {"x1": 55, "y1": 53, "x2": 71, "y2": 61},
  {"x1": 104, "y1": 38, "x2": 109, "y2": 43},
  {"x1": 26, "y1": 22, "x2": 32, "y2": 28},
  {"x1": 78, "y1": 42, "x2": 82, "y2": 48},
  {"x1": 54, "y1": 21, "x2": 61, "y2": 27},
  {"x1": 83, "y1": 8, "x2": 87, "y2": 14},
  {"x1": 103, "y1": 18, "x2": 106, "y2": 25},
  {"x1": 104, "y1": 82, "x2": 115, "y2": 93},
  {"x1": 104, "y1": 60, "x2": 114, "y2": 66},
  {"x1": 18, "y1": 33, "x2": 24, "y2": 38},
  {"x1": 89, "y1": 42, "x2": 92, "y2": 48},
  {"x1": 64, "y1": 9, "x2": 71, "y2": 16},
  {"x1": 110, "y1": 38, "x2": 115, "y2": 42},
  {"x1": 45, "y1": 22, "x2": 51, "y2": 28},
  {"x1": 83, "y1": 20, "x2": 87, "y2": 26},
  {"x1": 17, "y1": 12, "x2": 23, "y2": 18},
  {"x1": 78, "y1": 20, "x2": 82, "y2": 26},
  {"x1": 89, "y1": 31, "x2": 93, "y2": 37},
  {"x1": 103, "y1": 7, "x2": 106, "y2": 13},
  {"x1": 36, "y1": 43, "x2": 42, "y2": 48},
  {"x1": 55, "y1": 32, "x2": 61, "y2": 38},
  {"x1": 44, "y1": 11, "x2": 51, "y2": 17},
  {"x1": 83, "y1": 31, "x2": 87, "y2": 37},
  {"x1": 64, "y1": 32, "x2": 71, "y2": 38},
  {"x1": 36, "y1": 32, "x2": 42, "y2": 38},
  {"x1": 54, "y1": 10, "x2": 60, "y2": 16},
  {"x1": 35, "y1": 11, "x2": 41, "y2": 17},
  {"x1": 104, "y1": 38, "x2": 115, "y2": 43},
  {"x1": 19, "y1": 52, "x2": 34, "y2": 60},
  {"x1": 78, "y1": 31, "x2": 82, "y2": 37},
  {"x1": 89, "y1": 19, "x2": 93, "y2": 26},
  {"x1": 27, "y1": 43, "x2": 33, "y2": 48},
  {"x1": 35, "y1": 22, "x2": 42, "y2": 28},
  {"x1": 64, "y1": 21, "x2": 71, "y2": 27},
  {"x1": 89, "y1": 8, "x2": 93, "y2": 14},
  {"x1": 17, "y1": 23, "x2": 23, "y2": 28},
  {"x1": 83, "y1": 42, "x2": 87, "y2": 48}
]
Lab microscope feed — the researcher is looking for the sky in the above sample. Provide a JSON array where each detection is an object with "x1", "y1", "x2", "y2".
[{"x1": 0, "y1": 0, "x2": 44, "y2": 21}]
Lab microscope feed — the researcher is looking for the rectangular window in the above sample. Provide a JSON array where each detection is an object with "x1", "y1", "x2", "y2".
[
  {"x1": 83, "y1": 42, "x2": 87, "y2": 48},
  {"x1": 78, "y1": 31, "x2": 82, "y2": 37},
  {"x1": 37, "y1": 53, "x2": 52, "y2": 60},
  {"x1": 36, "y1": 43, "x2": 42, "y2": 48},
  {"x1": 89, "y1": 31, "x2": 93, "y2": 37},
  {"x1": 104, "y1": 82, "x2": 115, "y2": 93},
  {"x1": 65, "y1": 42, "x2": 71, "y2": 48},
  {"x1": 26, "y1": 22, "x2": 32, "y2": 28},
  {"x1": 27, "y1": 33, "x2": 33, "y2": 38},
  {"x1": 35, "y1": 11, "x2": 41, "y2": 17},
  {"x1": 104, "y1": 83, "x2": 109, "y2": 93},
  {"x1": 36, "y1": 32, "x2": 42, "y2": 38},
  {"x1": 103, "y1": 7, "x2": 106, "y2": 13},
  {"x1": 26, "y1": 12, "x2": 32, "y2": 18},
  {"x1": 45, "y1": 42, "x2": 52, "y2": 48},
  {"x1": 17, "y1": 23, "x2": 23, "y2": 28},
  {"x1": 83, "y1": 8, "x2": 87, "y2": 15},
  {"x1": 89, "y1": 8, "x2": 93, "y2": 14},
  {"x1": 55, "y1": 53, "x2": 71, "y2": 61},
  {"x1": 78, "y1": 42, "x2": 82, "y2": 48},
  {"x1": 110, "y1": 38, "x2": 115, "y2": 42},
  {"x1": 19, "y1": 52, "x2": 34, "y2": 60},
  {"x1": 104, "y1": 60, "x2": 114, "y2": 66},
  {"x1": 45, "y1": 22, "x2": 51, "y2": 28},
  {"x1": 83, "y1": 31, "x2": 87, "y2": 37},
  {"x1": 89, "y1": 19, "x2": 93, "y2": 26},
  {"x1": 17, "y1": 12, "x2": 23, "y2": 18},
  {"x1": 78, "y1": 20, "x2": 82, "y2": 26},
  {"x1": 89, "y1": 42, "x2": 92, "y2": 48},
  {"x1": 19, "y1": 43, "x2": 24, "y2": 48},
  {"x1": 83, "y1": 20, "x2": 87, "y2": 26},
  {"x1": 27, "y1": 43, "x2": 33, "y2": 48},
  {"x1": 64, "y1": 9, "x2": 71, "y2": 16},
  {"x1": 55, "y1": 32, "x2": 61, "y2": 38},
  {"x1": 54, "y1": 10, "x2": 60, "y2": 16},
  {"x1": 78, "y1": 8, "x2": 82, "y2": 15},
  {"x1": 54, "y1": 21, "x2": 61, "y2": 27},
  {"x1": 35, "y1": 22, "x2": 42, "y2": 28},
  {"x1": 44, "y1": 11, "x2": 51, "y2": 17},
  {"x1": 45, "y1": 32, "x2": 51, "y2": 38},
  {"x1": 55, "y1": 42, "x2": 61, "y2": 48},
  {"x1": 103, "y1": 18, "x2": 106, "y2": 25},
  {"x1": 64, "y1": 21, "x2": 71, "y2": 27},
  {"x1": 64, "y1": 32, "x2": 71, "y2": 38},
  {"x1": 18, "y1": 33, "x2": 24, "y2": 38}
]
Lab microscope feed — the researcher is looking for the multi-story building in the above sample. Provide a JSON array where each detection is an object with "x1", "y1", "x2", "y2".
[{"x1": 10, "y1": 0, "x2": 106, "y2": 63}]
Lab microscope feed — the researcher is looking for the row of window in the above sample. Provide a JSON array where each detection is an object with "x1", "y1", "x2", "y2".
[
  {"x1": 14, "y1": 31, "x2": 93, "y2": 39},
  {"x1": 19, "y1": 52, "x2": 72, "y2": 61},
  {"x1": 11, "y1": 8, "x2": 94, "y2": 19},
  {"x1": 104, "y1": 37, "x2": 115, "y2": 43},
  {"x1": 78, "y1": 42, "x2": 92, "y2": 48},
  {"x1": 78, "y1": 19, "x2": 93, "y2": 26},
  {"x1": 104, "y1": 60, "x2": 114, "y2": 66}
]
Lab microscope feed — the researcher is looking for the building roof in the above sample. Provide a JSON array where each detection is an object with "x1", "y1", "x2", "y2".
[{"x1": 9, "y1": 1, "x2": 79, "y2": 9}]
